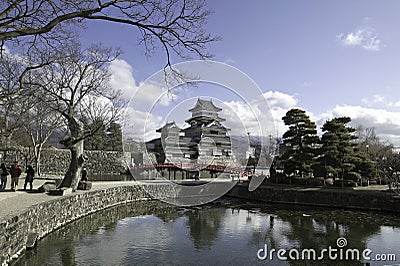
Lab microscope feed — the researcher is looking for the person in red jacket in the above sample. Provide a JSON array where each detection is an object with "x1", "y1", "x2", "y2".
[{"x1": 10, "y1": 161, "x2": 22, "y2": 191}]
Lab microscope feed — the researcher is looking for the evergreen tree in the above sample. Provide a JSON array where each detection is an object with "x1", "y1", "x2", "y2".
[
  {"x1": 353, "y1": 149, "x2": 376, "y2": 183},
  {"x1": 280, "y1": 108, "x2": 319, "y2": 177},
  {"x1": 319, "y1": 117, "x2": 358, "y2": 183},
  {"x1": 84, "y1": 120, "x2": 107, "y2": 151},
  {"x1": 84, "y1": 121, "x2": 123, "y2": 151},
  {"x1": 106, "y1": 122, "x2": 123, "y2": 151}
]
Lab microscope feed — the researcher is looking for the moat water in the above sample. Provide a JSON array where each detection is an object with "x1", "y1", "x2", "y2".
[{"x1": 14, "y1": 199, "x2": 400, "y2": 265}]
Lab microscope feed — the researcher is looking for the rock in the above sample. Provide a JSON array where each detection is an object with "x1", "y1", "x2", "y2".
[
  {"x1": 37, "y1": 182, "x2": 57, "y2": 193},
  {"x1": 77, "y1": 181, "x2": 92, "y2": 190},
  {"x1": 26, "y1": 232, "x2": 38, "y2": 249},
  {"x1": 48, "y1": 187, "x2": 72, "y2": 196}
]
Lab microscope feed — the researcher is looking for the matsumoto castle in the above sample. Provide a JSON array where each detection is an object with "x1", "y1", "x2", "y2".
[{"x1": 146, "y1": 98, "x2": 233, "y2": 165}]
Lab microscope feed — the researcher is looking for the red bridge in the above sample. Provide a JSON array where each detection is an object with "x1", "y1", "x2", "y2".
[{"x1": 134, "y1": 163, "x2": 242, "y2": 173}]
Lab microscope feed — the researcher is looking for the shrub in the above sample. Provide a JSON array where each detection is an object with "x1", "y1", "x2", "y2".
[
  {"x1": 307, "y1": 178, "x2": 324, "y2": 186},
  {"x1": 292, "y1": 177, "x2": 307, "y2": 185},
  {"x1": 346, "y1": 172, "x2": 361, "y2": 182},
  {"x1": 267, "y1": 172, "x2": 291, "y2": 184},
  {"x1": 346, "y1": 180, "x2": 358, "y2": 187},
  {"x1": 333, "y1": 179, "x2": 358, "y2": 187}
]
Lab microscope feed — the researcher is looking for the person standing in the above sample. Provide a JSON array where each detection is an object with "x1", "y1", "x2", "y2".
[
  {"x1": 10, "y1": 161, "x2": 22, "y2": 191},
  {"x1": 81, "y1": 167, "x2": 88, "y2": 182},
  {"x1": 24, "y1": 165, "x2": 35, "y2": 191},
  {"x1": 0, "y1": 163, "x2": 9, "y2": 191}
]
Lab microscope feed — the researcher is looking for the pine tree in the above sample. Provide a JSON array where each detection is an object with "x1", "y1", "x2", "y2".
[
  {"x1": 84, "y1": 120, "x2": 107, "y2": 151},
  {"x1": 319, "y1": 117, "x2": 358, "y2": 184},
  {"x1": 84, "y1": 121, "x2": 122, "y2": 151},
  {"x1": 280, "y1": 108, "x2": 319, "y2": 177},
  {"x1": 106, "y1": 122, "x2": 122, "y2": 151},
  {"x1": 353, "y1": 149, "x2": 376, "y2": 184}
]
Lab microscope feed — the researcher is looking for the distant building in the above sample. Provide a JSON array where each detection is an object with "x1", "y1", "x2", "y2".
[{"x1": 146, "y1": 99, "x2": 232, "y2": 164}]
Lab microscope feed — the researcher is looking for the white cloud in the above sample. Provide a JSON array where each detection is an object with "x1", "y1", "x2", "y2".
[
  {"x1": 318, "y1": 105, "x2": 400, "y2": 145},
  {"x1": 361, "y1": 95, "x2": 400, "y2": 110},
  {"x1": 372, "y1": 94, "x2": 384, "y2": 103},
  {"x1": 223, "y1": 58, "x2": 236, "y2": 64},
  {"x1": 361, "y1": 94, "x2": 386, "y2": 106},
  {"x1": 134, "y1": 81, "x2": 177, "y2": 107},
  {"x1": 362, "y1": 17, "x2": 372, "y2": 24},
  {"x1": 262, "y1": 91, "x2": 298, "y2": 109},
  {"x1": 392, "y1": 101, "x2": 400, "y2": 107},
  {"x1": 251, "y1": 92, "x2": 400, "y2": 146},
  {"x1": 263, "y1": 91, "x2": 298, "y2": 135},
  {"x1": 219, "y1": 91, "x2": 400, "y2": 146},
  {"x1": 109, "y1": 59, "x2": 138, "y2": 101},
  {"x1": 221, "y1": 101, "x2": 261, "y2": 136},
  {"x1": 109, "y1": 60, "x2": 176, "y2": 141},
  {"x1": 336, "y1": 27, "x2": 382, "y2": 51},
  {"x1": 109, "y1": 59, "x2": 176, "y2": 107},
  {"x1": 301, "y1": 81, "x2": 312, "y2": 88},
  {"x1": 123, "y1": 107, "x2": 163, "y2": 141},
  {"x1": 220, "y1": 91, "x2": 298, "y2": 138}
]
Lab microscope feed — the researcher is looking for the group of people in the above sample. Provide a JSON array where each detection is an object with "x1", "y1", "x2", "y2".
[{"x1": 0, "y1": 162, "x2": 35, "y2": 191}]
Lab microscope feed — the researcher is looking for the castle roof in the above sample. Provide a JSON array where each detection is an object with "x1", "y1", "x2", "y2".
[
  {"x1": 156, "y1": 121, "x2": 181, "y2": 132},
  {"x1": 189, "y1": 98, "x2": 222, "y2": 113}
]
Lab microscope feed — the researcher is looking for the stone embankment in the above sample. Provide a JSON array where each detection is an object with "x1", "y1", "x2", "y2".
[
  {"x1": 0, "y1": 182, "x2": 148, "y2": 266},
  {"x1": 227, "y1": 183, "x2": 400, "y2": 213}
]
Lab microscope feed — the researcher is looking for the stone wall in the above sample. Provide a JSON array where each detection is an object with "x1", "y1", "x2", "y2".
[
  {"x1": 227, "y1": 183, "x2": 400, "y2": 213},
  {"x1": 0, "y1": 185, "x2": 148, "y2": 265},
  {"x1": 0, "y1": 148, "x2": 131, "y2": 175}
]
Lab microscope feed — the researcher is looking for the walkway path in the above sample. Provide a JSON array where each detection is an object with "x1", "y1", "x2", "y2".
[{"x1": 0, "y1": 178, "x2": 138, "y2": 222}]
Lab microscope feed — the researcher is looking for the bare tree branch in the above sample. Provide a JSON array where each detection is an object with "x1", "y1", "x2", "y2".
[{"x1": 1, "y1": 0, "x2": 219, "y2": 66}]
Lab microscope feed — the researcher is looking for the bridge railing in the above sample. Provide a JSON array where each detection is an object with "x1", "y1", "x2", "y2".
[{"x1": 133, "y1": 163, "x2": 243, "y2": 173}]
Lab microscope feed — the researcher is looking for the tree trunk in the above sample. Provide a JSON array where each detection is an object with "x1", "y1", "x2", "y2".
[
  {"x1": 59, "y1": 139, "x2": 84, "y2": 191},
  {"x1": 59, "y1": 118, "x2": 85, "y2": 191},
  {"x1": 34, "y1": 144, "x2": 42, "y2": 176},
  {"x1": 35, "y1": 151, "x2": 41, "y2": 176},
  {"x1": 5, "y1": 132, "x2": 12, "y2": 149}
]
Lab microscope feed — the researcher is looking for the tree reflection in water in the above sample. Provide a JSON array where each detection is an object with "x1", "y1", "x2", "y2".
[
  {"x1": 14, "y1": 201, "x2": 178, "y2": 266},
  {"x1": 245, "y1": 204, "x2": 397, "y2": 266},
  {"x1": 185, "y1": 207, "x2": 226, "y2": 249}
]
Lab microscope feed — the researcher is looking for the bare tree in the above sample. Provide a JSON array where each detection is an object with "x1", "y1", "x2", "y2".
[
  {"x1": 0, "y1": 48, "x2": 52, "y2": 182},
  {"x1": 29, "y1": 43, "x2": 124, "y2": 190},
  {"x1": 355, "y1": 125, "x2": 393, "y2": 160},
  {"x1": 0, "y1": 0, "x2": 218, "y2": 66},
  {"x1": 20, "y1": 96, "x2": 63, "y2": 176},
  {"x1": 0, "y1": 46, "x2": 55, "y2": 149},
  {"x1": 0, "y1": 51, "x2": 28, "y2": 146}
]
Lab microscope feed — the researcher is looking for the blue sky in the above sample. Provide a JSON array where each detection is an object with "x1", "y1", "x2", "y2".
[{"x1": 81, "y1": 1, "x2": 400, "y2": 145}]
